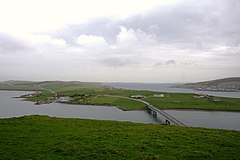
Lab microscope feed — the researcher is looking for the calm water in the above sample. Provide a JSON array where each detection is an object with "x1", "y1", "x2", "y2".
[
  {"x1": 103, "y1": 83, "x2": 240, "y2": 98},
  {"x1": 164, "y1": 110, "x2": 240, "y2": 131},
  {"x1": 1, "y1": 91, "x2": 240, "y2": 130},
  {"x1": 0, "y1": 91, "x2": 158, "y2": 124}
]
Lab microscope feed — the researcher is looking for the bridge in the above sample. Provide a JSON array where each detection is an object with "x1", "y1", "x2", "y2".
[
  {"x1": 101, "y1": 95, "x2": 187, "y2": 127},
  {"x1": 135, "y1": 99, "x2": 187, "y2": 127}
]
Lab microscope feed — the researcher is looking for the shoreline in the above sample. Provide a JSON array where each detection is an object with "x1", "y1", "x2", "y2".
[{"x1": 1, "y1": 89, "x2": 240, "y2": 112}]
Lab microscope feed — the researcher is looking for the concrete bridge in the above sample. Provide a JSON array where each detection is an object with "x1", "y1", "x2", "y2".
[
  {"x1": 135, "y1": 99, "x2": 187, "y2": 127},
  {"x1": 101, "y1": 95, "x2": 187, "y2": 127}
]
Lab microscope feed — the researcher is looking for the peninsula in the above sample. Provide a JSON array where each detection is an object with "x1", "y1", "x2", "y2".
[{"x1": 1, "y1": 80, "x2": 240, "y2": 111}]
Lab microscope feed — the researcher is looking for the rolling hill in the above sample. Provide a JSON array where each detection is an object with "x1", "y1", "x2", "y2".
[{"x1": 179, "y1": 77, "x2": 240, "y2": 91}]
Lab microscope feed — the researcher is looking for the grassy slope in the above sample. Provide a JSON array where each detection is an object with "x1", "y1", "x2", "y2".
[
  {"x1": 68, "y1": 95, "x2": 146, "y2": 110},
  {"x1": 0, "y1": 116, "x2": 239, "y2": 160},
  {"x1": 0, "y1": 83, "x2": 40, "y2": 91},
  {"x1": 179, "y1": 77, "x2": 240, "y2": 89},
  {"x1": 91, "y1": 96, "x2": 146, "y2": 110}
]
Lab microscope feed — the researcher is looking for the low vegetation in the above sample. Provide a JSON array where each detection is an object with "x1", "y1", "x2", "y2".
[
  {"x1": 0, "y1": 116, "x2": 239, "y2": 160},
  {"x1": 67, "y1": 94, "x2": 145, "y2": 110},
  {"x1": 144, "y1": 93, "x2": 240, "y2": 111}
]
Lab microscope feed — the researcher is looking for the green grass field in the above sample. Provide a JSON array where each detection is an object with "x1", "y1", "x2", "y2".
[
  {"x1": 92, "y1": 96, "x2": 146, "y2": 110},
  {"x1": 0, "y1": 116, "x2": 239, "y2": 160},
  {"x1": 144, "y1": 93, "x2": 240, "y2": 111},
  {"x1": 68, "y1": 94, "x2": 145, "y2": 110}
]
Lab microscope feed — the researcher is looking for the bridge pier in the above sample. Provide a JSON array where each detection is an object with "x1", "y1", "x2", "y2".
[
  {"x1": 147, "y1": 108, "x2": 152, "y2": 114},
  {"x1": 147, "y1": 108, "x2": 157, "y2": 118},
  {"x1": 153, "y1": 111, "x2": 157, "y2": 118},
  {"x1": 165, "y1": 119, "x2": 170, "y2": 125}
]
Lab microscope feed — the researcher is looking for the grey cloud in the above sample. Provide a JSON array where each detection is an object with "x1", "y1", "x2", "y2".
[
  {"x1": 154, "y1": 60, "x2": 196, "y2": 68},
  {"x1": 153, "y1": 60, "x2": 176, "y2": 67},
  {"x1": 153, "y1": 62, "x2": 162, "y2": 67},
  {"x1": 53, "y1": 0, "x2": 240, "y2": 50},
  {"x1": 180, "y1": 61, "x2": 194, "y2": 66},
  {"x1": 122, "y1": 0, "x2": 240, "y2": 49},
  {"x1": 166, "y1": 59, "x2": 176, "y2": 65},
  {"x1": 98, "y1": 56, "x2": 137, "y2": 68},
  {"x1": 2, "y1": 0, "x2": 238, "y2": 82},
  {"x1": 52, "y1": 18, "x2": 120, "y2": 44},
  {"x1": 0, "y1": 33, "x2": 31, "y2": 54}
]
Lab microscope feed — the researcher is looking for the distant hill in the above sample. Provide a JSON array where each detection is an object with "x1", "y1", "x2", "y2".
[
  {"x1": 0, "y1": 80, "x2": 102, "y2": 91},
  {"x1": 178, "y1": 77, "x2": 240, "y2": 91},
  {"x1": 2, "y1": 80, "x2": 35, "y2": 85},
  {"x1": 1, "y1": 80, "x2": 100, "y2": 86}
]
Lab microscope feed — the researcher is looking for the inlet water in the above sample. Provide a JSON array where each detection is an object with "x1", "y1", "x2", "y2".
[{"x1": 0, "y1": 91, "x2": 158, "y2": 124}]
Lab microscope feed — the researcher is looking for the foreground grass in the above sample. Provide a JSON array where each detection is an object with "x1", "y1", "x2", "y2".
[{"x1": 0, "y1": 116, "x2": 239, "y2": 160}]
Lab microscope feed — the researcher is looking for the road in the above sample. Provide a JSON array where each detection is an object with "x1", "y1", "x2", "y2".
[{"x1": 37, "y1": 85, "x2": 55, "y2": 94}]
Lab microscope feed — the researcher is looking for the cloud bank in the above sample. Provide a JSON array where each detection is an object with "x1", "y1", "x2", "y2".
[{"x1": 0, "y1": 0, "x2": 239, "y2": 82}]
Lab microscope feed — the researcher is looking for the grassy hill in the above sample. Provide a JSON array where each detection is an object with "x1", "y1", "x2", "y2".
[
  {"x1": 178, "y1": 77, "x2": 240, "y2": 91},
  {"x1": 0, "y1": 116, "x2": 239, "y2": 160}
]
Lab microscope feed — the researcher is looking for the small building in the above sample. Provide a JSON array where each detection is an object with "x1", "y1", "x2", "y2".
[
  {"x1": 23, "y1": 93, "x2": 39, "y2": 98},
  {"x1": 56, "y1": 93, "x2": 64, "y2": 97},
  {"x1": 48, "y1": 97, "x2": 56, "y2": 101},
  {"x1": 208, "y1": 96, "x2": 221, "y2": 102},
  {"x1": 24, "y1": 94, "x2": 35, "y2": 98},
  {"x1": 58, "y1": 96, "x2": 71, "y2": 102},
  {"x1": 192, "y1": 93, "x2": 208, "y2": 99},
  {"x1": 154, "y1": 94, "x2": 165, "y2": 98},
  {"x1": 130, "y1": 95, "x2": 145, "y2": 99}
]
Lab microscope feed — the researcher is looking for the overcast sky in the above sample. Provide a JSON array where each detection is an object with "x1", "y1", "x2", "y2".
[{"x1": 0, "y1": 0, "x2": 239, "y2": 83}]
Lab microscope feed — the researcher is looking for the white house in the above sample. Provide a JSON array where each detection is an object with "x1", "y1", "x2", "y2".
[
  {"x1": 154, "y1": 94, "x2": 165, "y2": 98},
  {"x1": 130, "y1": 95, "x2": 145, "y2": 99}
]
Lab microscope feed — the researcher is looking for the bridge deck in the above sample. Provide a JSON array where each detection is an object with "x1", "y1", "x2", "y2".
[
  {"x1": 147, "y1": 105, "x2": 187, "y2": 127},
  {"x1": 136, "y1": 99, "x2": 187, "y2": 127},
  {"x1": 101, "y1": 95, "x2": 187, "y2": 127}
]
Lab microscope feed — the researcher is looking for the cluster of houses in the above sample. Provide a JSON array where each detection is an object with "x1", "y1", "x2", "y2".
[
  {"x1": 49, "y1": 93, "x2": 71, "y2": 103},
  {"x1": 130, "y1": 93, "x2": 168, "y2": 99},
  {"x1": 33, "y1": 92, "x2": 71, "y2": 105},
  {"x1": 192, "y1": 93, "x2": 221, "y2": 102},
  {"x1": 23, "y1": 92, "x2": 40, "y2": 98},
  {"x1": 153, "y1": 94, "x2": 169, "y2": 98},
  {"x1": 130, "y1": 95, "x2": 145, "y2": 99}
]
